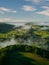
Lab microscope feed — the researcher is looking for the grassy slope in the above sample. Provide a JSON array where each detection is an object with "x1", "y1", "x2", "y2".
[
  {"x1": 20, "y1": 52, "x2": 49, "y2": 65},
  {"x1": 1, "y1": 45, "x2": 49, "y2": 65}
]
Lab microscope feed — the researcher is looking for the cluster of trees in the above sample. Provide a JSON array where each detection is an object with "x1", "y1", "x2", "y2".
[
  {"x1": 0, "y1": 23, "x2": 14, "y2": 33},
  {"x1": 0, "y1": 23, "x2": 49, "y2": 41},
  {"x1": 0, "y1": 24, "x2": 49, "y2": 50},
  {"x1": 0, "y1": 45, "x2": 49, "y2": 61}
]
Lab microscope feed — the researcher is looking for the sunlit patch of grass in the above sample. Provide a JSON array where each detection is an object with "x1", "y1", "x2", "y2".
[{"x1": 20, "y1": 52, "x2": 49, "y2": 65}]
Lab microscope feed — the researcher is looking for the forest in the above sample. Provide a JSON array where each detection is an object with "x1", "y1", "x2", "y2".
[{"x1": 0, "y1": 23, "x2": 49, "y2": 65}]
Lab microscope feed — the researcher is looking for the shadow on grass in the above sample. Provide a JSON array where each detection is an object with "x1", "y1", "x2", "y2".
[{"x1": 1, "y1": 50, "x2": 37, "y2": 65}]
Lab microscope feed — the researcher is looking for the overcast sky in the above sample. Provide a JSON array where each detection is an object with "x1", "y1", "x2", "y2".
[{"x1": 0, "y1": 0, "x2": 49, "y2": 24}]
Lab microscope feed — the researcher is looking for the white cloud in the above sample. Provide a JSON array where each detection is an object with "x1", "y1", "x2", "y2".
[
  {"x1": 0, "y1": 18, "x2": 49, "y2": 26},
  {"x1": 0, "y1": 18, "x2": 11, "y2": 22},
  {"x1": 36, "y1": 6, "x2": 49, "y2": 16},
  {"x1": 0, "y1": 11, "x2": 4, "y2": 14},
  {"x1": 42, "y1": 6, "x2": 49, "y2": 9},
  {"x1": 10, "y1": 19, "x2": 27, "y2": 22},
  {"x1": 0, "y1": 18, "x2": 27, "y2": 22},
  {"x1": 0, "y1": 7, "x2": 16, "y2": 14},
  {"x1": 22, "y1": 5, "x2": 36, "y2": 11},
  {"x1": 26, "y1": 0, "x2": 41, "y2": 3},
  {"x1": 34, "y1": 22, "x2": 49, "y2": 25}
]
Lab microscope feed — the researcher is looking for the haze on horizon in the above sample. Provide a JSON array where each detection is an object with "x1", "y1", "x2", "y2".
[{"x1": 0, "y1": 0, "x2": 49, "y2": 25}]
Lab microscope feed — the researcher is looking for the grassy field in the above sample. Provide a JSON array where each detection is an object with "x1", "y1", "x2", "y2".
[
  {"x1": 1, "y1": 49, "x2": 49, "y2": 65},
  {"x1": 20, "y1": 52, "x2": 49, "y2": 65}
]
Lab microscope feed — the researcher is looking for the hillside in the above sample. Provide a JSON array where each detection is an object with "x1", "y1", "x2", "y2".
[
  {"x1": 0, "y1": 23, "x2": 49, "y2": 65},
  {"x1": 0, "y1": 23, "x2": 49, "y2": 50},
  {"x1": 0, "y1": 45, "x2": 49, "y2": 65},
  {"x1": 0, "y1": 23, "x2": 15, "y2": 33}
]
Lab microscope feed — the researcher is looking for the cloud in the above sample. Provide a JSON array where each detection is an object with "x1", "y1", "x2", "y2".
[
  {"x1": 0, "y1": 11, "x2": 4, "y2": 14},
  {"x1": 0, "y1": 18, "x2": 11, "y2": 22},
  {"x1": 22, "y1": 5, "x2": 36, "y2": 11},
  {"x1": 42, "y1": 6, "x2": 49, "y2": 9},
  {"x1": 33, "y1": 21, "x2": 49, "y2": 26},
  {"x1": 36, "y1": 6, "x2": 49, "y2": 16},
  {"x1": 26, "y1": 0, "x2": 41, "y2": 3},
  {"x1": 0, "y1": 18, "x2": 27, "y2": 22},
  {"x1": 0, "y1": 7, "x2": 16, "y2": 14}
]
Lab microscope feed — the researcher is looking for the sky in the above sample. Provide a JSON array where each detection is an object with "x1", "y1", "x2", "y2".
[{"x1": 0, "y1": 0, "x2": 49, "y2": 24}]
